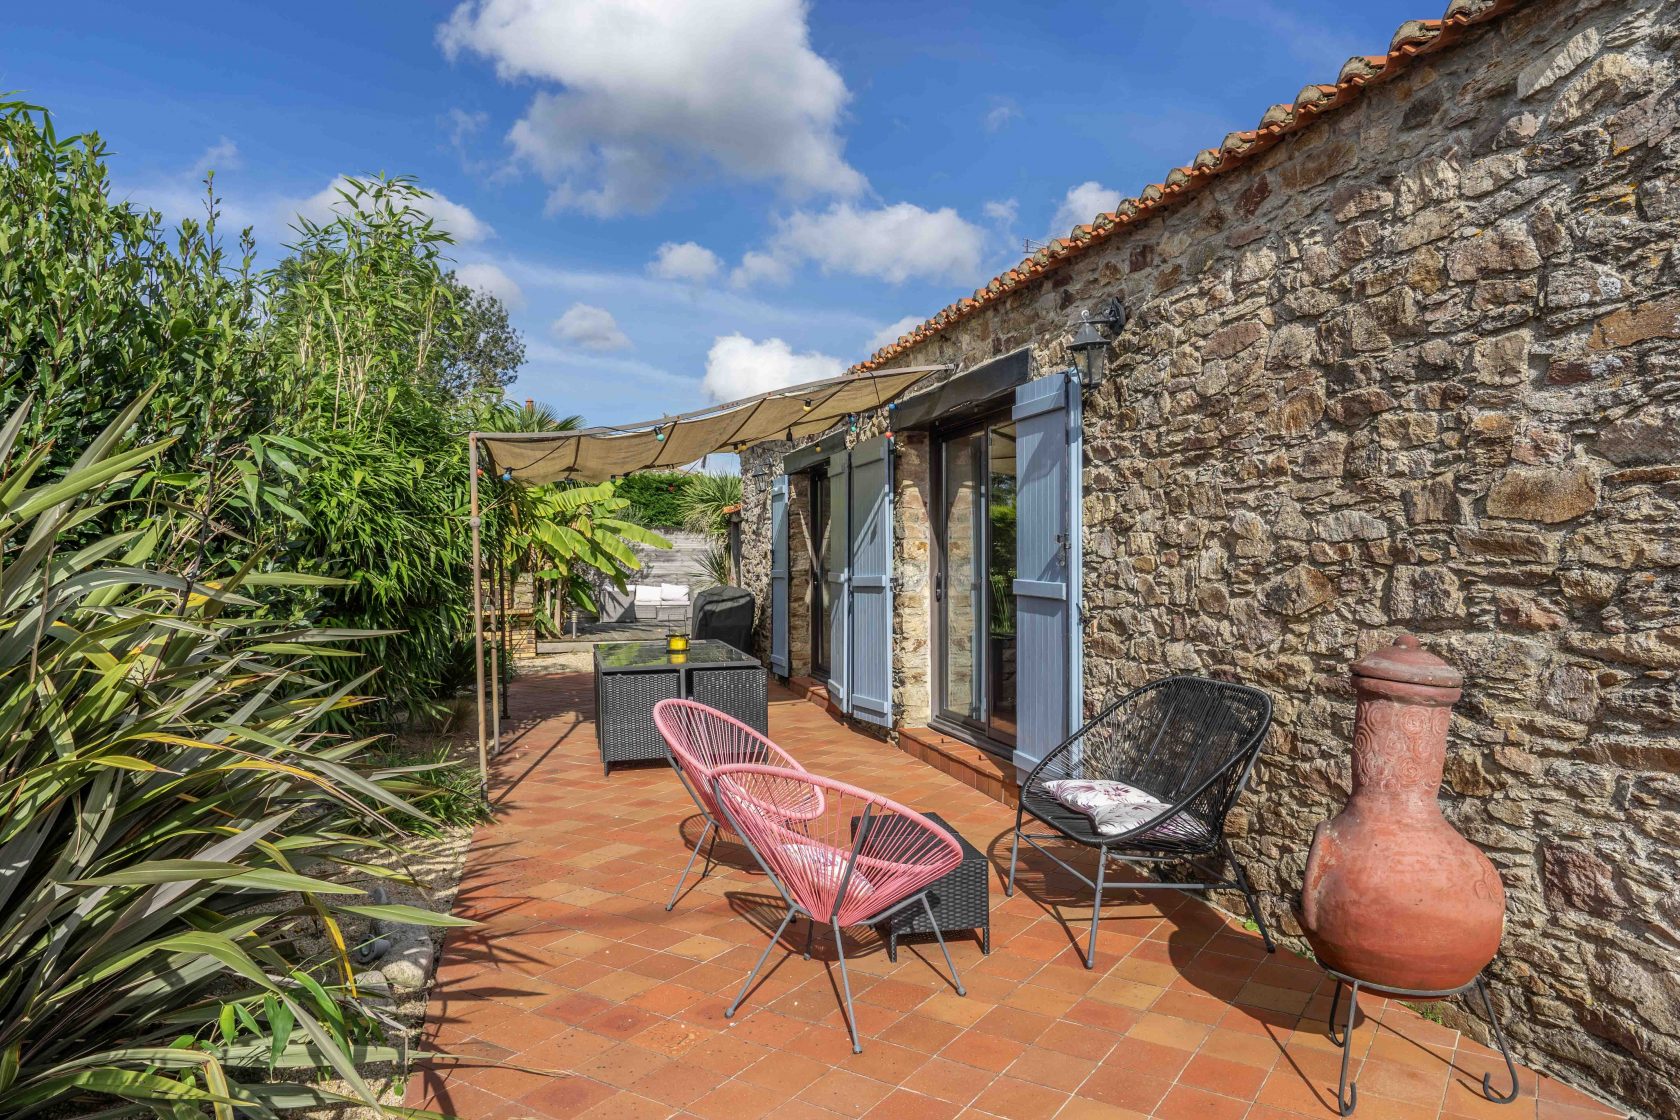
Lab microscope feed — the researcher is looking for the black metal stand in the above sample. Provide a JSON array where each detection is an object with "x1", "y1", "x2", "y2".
[{"x1": 1323, "y1": 968, "x2": 1519, "y2": 1117}]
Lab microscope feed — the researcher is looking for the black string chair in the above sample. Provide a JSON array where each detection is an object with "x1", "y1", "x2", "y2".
[{"x1": 1007, "y1": 675, "x2": 1275, "y2": 968}]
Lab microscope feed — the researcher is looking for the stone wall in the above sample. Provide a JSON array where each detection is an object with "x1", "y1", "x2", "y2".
[{"x1": 739, "y1": 0, "x2": 1678, "y2": 1111}]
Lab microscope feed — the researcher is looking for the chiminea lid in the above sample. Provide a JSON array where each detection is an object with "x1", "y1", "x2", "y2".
[{"x1": 1352, "y1": 634, "x2": 1462, "y2": 688}]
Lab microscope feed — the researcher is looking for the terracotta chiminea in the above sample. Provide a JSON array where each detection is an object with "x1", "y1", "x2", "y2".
[{"x1": 1299, "y1": 634, "x2": 1505, "y2": 993}]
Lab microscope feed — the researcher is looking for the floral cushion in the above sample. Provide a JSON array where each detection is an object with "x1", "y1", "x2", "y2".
[
  {"x1": 1043, "y1": 779, "x2": 1207, "y2": 841},
  {"x1": 781, "y1": 842, "x2": 876, "y2": 902}
]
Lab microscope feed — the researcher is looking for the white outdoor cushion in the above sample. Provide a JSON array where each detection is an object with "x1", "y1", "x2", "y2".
[
  {"x1": 659, "y1": 583, "x2": 689, "y2": 603},
  {"x1": 1043, "y1": 778, "x2": 1208, "y2": 842},
  {"x1": 633, "y1": 584, "x2": 661, "y2": 605}
]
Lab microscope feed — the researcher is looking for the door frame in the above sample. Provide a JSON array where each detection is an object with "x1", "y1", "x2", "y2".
[{"x1": 928, "y1": 409, "x2": 1017, "y2": 759}]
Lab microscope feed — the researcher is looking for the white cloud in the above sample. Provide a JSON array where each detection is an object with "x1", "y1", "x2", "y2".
[
  {"x1": 649, "y1": 240, "x2": 722, "y2": 284},
  {"x1": 438, "y1": 0, "x2": 865, "y2": 217},
  {"x1": 730, "y1": 249, "x2": 794, "y2": 289},
  {"x1": 983, "y1": 198, "x2": 1018, "y2": 226},
  {"x1": 983, "y1": 98, "x2": 1021, "y2": 132},
  {"x1": 735, "y1": 201, "x2": 985, "y2": 288},
  {"x1": 294, "y1": 176, "x2": 495, "y2": 243},
  {"x1": 190, "y1": 138, "x2": 243, "y2": 177},
  {"x1": 867, "y1": 315, "x2": 923, "y2": 352},
  {"x1": 1050, "y1": 180, "x2": 1123, "y2": 236},
  {"x1": 702, "y1": 334, "x2": 843, "y2": 402},
  {"x1": 552, "y1": 303, "x2": 630, "y2": 351},
  {"x1": 454, "y1": 262, "x2": 526, "y2": 310}
]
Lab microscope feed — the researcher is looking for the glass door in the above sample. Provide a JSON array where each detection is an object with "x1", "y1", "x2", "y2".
[
  {"x1": 935, "y1": 418, "x2": 1018, "y2": 748},
  {"x1": 809, "y1": 469, "x2": 830, "y2": 678}
]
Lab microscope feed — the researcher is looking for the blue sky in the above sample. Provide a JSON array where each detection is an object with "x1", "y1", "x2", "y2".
[{"x1": 7, "y1": 0, "x2": 1421, "y2": 428}]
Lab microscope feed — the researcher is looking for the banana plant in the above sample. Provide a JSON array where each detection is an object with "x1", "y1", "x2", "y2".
[
  {"x1": 498, "y1": 480, "x2": 670, "y2": 614},
  {"x1": 0, "y1": 396, "x2": 469, "y2": 1119}
]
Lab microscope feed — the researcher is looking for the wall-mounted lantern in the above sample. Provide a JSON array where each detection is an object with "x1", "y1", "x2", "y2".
[{"x1": 1068, "y1": 297, "x2": 1126, "y2": 391}]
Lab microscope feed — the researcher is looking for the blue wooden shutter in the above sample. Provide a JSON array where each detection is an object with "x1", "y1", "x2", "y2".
[
  {"x1": 825, "y1": 454, "x2": 850, "y2": 709},
  {"x1": 1012, "y1": 374, "x2": 1078, "y2": 780},
  {"x1": 769, "y1": 474, "x2": 790, "y2": 675},
  {"x1": 846, "y1": 437, "x2": 893, "y2": 726}
]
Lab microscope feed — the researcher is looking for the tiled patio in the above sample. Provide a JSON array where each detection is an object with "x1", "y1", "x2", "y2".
[{"x1": 409, "y1": 675, "x2": 1621, "y2": 1120}]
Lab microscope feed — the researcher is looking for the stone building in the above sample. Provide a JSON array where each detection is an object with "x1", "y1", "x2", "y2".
[{"x1": 732, "y1": 0, "x2": 1680, "y2": 1114}]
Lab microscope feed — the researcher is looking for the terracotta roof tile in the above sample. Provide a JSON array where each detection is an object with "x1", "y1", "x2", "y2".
[{"x1": 852, "y1": 0, "x2": 1523, "y2": 374}]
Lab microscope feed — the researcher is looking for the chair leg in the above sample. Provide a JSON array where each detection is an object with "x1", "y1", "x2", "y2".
[
  {"x1": 832, "y1": 919, "x2": 862, "y2": 1055},
  {"x1": 1006, "y1": 823, "x2": 1022, "y2": 898},
  {"x1": 665, "y1": 818, "x2": 716, "y2": 912},
  {"x1": 1226, "y1": 841, "x2": 1275, "y2": 952},
  {"x1": 803, "y1": 915, "x2": 816, "y2": 960},
  {"x1": 1084, "y1": 848, "x2": 1108, "y2": 970},
  {"x1": 921, "y1": 895, "x2": 965, "y2": 997},
  {"x1": 726, "y1": 905, "x2": 797, "y2": 1018}
]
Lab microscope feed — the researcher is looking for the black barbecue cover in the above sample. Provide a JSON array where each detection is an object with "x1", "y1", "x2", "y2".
[{"x1": 690, "y1": 586, "x2": 755, "y2": 654}]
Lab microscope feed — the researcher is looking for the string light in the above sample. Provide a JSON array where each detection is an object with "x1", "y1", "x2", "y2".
[{"x1": 801, "y1": 399, "x2": 814, "y2": 412}]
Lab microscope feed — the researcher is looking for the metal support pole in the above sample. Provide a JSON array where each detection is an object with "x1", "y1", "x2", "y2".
[
  {"x1": 489, "y1": 575, "x2": 503, "y2": 757},
  {"x1": 468, "y1": 434, "x2": 487, "y2": 798}
]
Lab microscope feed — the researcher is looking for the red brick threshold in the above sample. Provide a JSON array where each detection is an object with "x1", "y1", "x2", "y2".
[{"x1": 782, "y1": 676, "x2": 1019, "y2": 809}]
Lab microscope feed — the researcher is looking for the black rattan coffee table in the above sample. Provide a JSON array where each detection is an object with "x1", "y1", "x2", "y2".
[
  {"x1": 861, "y1": 810, "x2": 990, "y2": 961},
  {"x1": 593, "y1": 640, "x2": 767, "y2": 775}
]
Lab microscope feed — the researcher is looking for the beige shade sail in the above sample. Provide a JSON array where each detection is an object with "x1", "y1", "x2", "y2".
[{"x1": 475, "y1": 364, "x2": 948, "y2": 484}]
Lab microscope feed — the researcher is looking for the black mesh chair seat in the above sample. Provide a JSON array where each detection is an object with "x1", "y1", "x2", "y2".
[{"x1": 1007, "y1": 675, "x2": 1275, "y2": 968}]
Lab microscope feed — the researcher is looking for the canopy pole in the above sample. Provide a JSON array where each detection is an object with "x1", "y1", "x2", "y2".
[{"x1": 468, "y1": 433, "x2": 488, "y2": 798}]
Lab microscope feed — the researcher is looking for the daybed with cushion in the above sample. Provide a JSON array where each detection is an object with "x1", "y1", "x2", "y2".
[{"x1": 1007, "y1": 674, "x2": 1275, "y2": 968}]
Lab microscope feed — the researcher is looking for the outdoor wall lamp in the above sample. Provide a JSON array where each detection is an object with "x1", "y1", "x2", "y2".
[{"x1": 1069, "y1": 297, "x2": 1126, "y2": 390}]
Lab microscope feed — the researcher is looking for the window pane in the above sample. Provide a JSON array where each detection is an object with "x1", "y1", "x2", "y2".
[
  {"x1": 941, "y1": 432, "x2": 983, "y2": 722},
  {"x1": 987, "y1": 422, "x2": 1018, "y2": 742},
  {"x1": 810, "y1": 474, "x2": 828, "y2": 674}
]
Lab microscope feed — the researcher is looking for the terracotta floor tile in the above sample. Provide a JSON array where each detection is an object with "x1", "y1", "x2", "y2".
[
  {"x1": 902, "y1": 1056, "x2": 991, "y2": 1106},
  {"x1": 574, "y1": 1089, "x2": 677, "y2": 1120},
  {"x1": 797, "y1": 1068, "x2": 895, "y2": 1118},
  {"x1": 1078, "y1": 1065, "x2": 1175, "y2": 1114},
  {"x1": 1155, "y1": 1084, "x2": 1250, "y2": 1120},
  {"x1": 1127, "y1": 1011, "x2": 1214, "y2": 1051},
  {"x1": 407, "y1": 675, "x2": 1618, "y2": 1120},
  {"x1": 737, "y1": 1051, "x2": 830, "y2": 1095},
  {"x1": 628, "y1": 1058, "x2": 726, "y2": 1107},
  {"x1": 1178, "y1": 1050, "x2": 1270, "y2": 1099},
  {"x1": 1198, "y1": 1027, "x2": 1288, "y2": 1070},
  {"x1": 519, "y1": 1074, "x2": 618, "y2": 1116},
  {"x1": 1053, "y1": 1098, "x2": 1149, "y2": 1120},
  {"x1": 971, "y1": 1075, "x2": 1070, "y2": 1119},
  {"x1": 1003, "y1": 1045, "x2": 1097, "y2": 1089},
  {"x1": 971, "y1": 1005, "x2": 1056, "y2": 1045},
  {"x1": 939, "y1": 1029, "x2": 1027, "y2": 1073},
  {"x1": 861, "y1": 1088, "x2": 963, "y2": 1120},
  {"x1": 687, "y1": 1078, "x2": 785, "y2": 1120}
]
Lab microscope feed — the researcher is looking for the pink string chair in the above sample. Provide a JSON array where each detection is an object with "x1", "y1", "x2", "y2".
[
  {"x1": 710, "y1": 763, "x2": 967, "y2": 1053},
  {"x1": 652, "y1": 699, "x2": 819, "y2": 912}
]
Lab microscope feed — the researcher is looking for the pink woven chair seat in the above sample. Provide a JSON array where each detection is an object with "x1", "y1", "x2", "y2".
[
  {"x1": 653, "y1": 699, "x2": 818, "y2": 824},
  {"x1": 710, "y1": 764, "x2": 961, "y2": 928},
  {"x1": 652, "y1": 699, "x2": 820, "y2": 913}
]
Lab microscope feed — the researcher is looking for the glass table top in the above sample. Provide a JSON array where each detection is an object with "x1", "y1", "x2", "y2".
[{"x1": 594, "y1": 640, "x2": 757, "y2": 670}]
